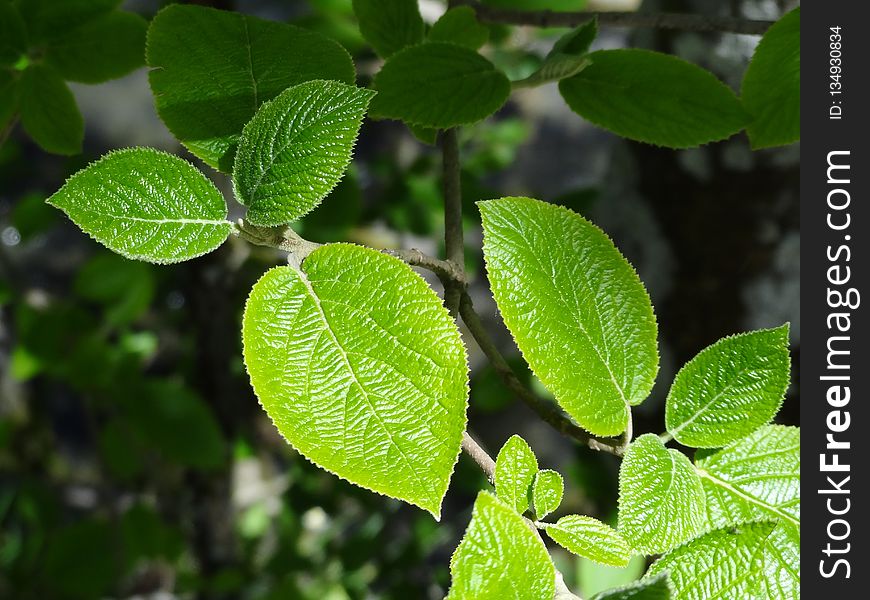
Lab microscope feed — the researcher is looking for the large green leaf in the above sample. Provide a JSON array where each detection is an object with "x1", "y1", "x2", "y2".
[
  {"x1": 695, "y1": 425, "x2": 799, "y2": 599},
  {"x1": 428, "y1": 7, "x2": 489, "y2": 50},
  {"x1": 45, "y1": 11, "x2": 147, "y2": 84},
  {"x1": 665, "y1": 325, "x2": 790, "y2": 448},
  {"x1": 617, "y1": 435, "x2": 705, "y2": 555},
  {"x1": 232, "y1": 80, "x2": 374, "y2": 226},
  {"x1": 352, "y1": 0, "x2": 424, "y2": 58},
  {"x1": 559, "y1": 49, "x2": 748, "y2": 148},
  {"x1": 242, "y1": 244, "x2": 468, "y2": 518},
  {"x1": 647, "y1": 522, "x2": 775, "y2": 600},
  {"x1": 591, "y1": 572, "x2": 672, "y2": 600},
  {"x1": 147, "y1": 4, "x2": 354, "y2": 171},
  {"x1": 532, "y1": 469, "x2": 563, "y2": 519},
  {"x1": 479, "y1": 197, "x2": 658, "y2": 436},
  {"x1": 370, "y1": 42, "x2": 510, "y2": 129},
  {"x1": 18, "y1": 65, "x2": 83, "y2": 155},
  {"x1": 742, "y1": 8, "x2": 800, "y2": 149},
  {"x1": 494, "y1": 434, "x2": 538, "y2": 514},
  {"x1": 448, "y1": 492, "x2": 554, "y2": 600},
  {"x1": 543, "y1": 515, "x2": 632, "y2": 567},
  {"x1": 47, "y1": 148, "x2": 231, "y2": 263}
]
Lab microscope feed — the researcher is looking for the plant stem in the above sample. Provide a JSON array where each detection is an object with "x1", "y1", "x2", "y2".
[
  {"x1": 459, "y1": 292, "x2": 625, "y2": 456},
  {"x1": 454, "y1": 0, "x2": 773, "y2": 35},
  {"x1": 461, "y1": 432, "x2": 496, "y2": 484},
  {"x1": 383, "y1": 248, "x2": 467, "y2": 287},
  {"x1": 441, "y1": 128, "x2": 464, "y2": 318}
]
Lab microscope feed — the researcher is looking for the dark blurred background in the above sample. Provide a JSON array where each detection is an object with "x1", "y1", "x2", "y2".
[{"x1": 0, "y1": 0, "x2": 799, "y2": 598}]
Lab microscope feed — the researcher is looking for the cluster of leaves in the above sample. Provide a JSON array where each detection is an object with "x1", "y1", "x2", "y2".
[
  {"x1": 25, "y1": 1, "x2": 802, "y2": 598},
  {"x1": 1, "y1": 0, "x2": 147, "y2": 154}
]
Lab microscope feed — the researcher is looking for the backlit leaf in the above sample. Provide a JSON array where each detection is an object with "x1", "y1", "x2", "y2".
[
  {"x1": 532, "y1": 469, "x2": 563, "y2": 519},
  {"x1": 233, "y1": 80, "x2": 374, "y2": 226},
  {"x1": 448, "y1": 492, "x2": 555, "y2": 600},
  {"x1": 665, "y1": 325, "x2": 790, "y2": 448},
  {"x1": 479, "y1": 197, "x2": 658, "y2": 436},
  {"x1": 494, "y1": 435, "x2": 538, "y2": 513},
  {"x1": 543, "y1": 515, "x2": 632, "y2": 567},
  {"x1": 47, "y1": 148, "x2": 231, "y2": 263},
  {"x1": 242, "y1": 244, "x2": 468, "y2": 517},
  {"x1": 617, "y1": 435, "x2": 705, "y2": 555}
]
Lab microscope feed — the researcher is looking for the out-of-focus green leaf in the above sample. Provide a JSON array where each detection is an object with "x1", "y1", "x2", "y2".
[
  {"x1": 352, "y1": 0, "x2": 424, "y2": 58},
  {"x1": 15, "y1": 0, "x2": 120, "y2": 43},
  {"x1": 73, "y1": 253, "x2": 155, "y2": 327},
  {"x1": 45, "y1": 11, "x2": 147, "y2": 84},
  {"x1": 429, "y1": 7, "x2": 489, "y2": 50},
  {"x1": 590, "y1": 572, "x2": 672, "y2": 600},
  {"x1": 18, "y1": 64, "x2": 83, "y2": 155},
  {"x1": 0, "y1": 1, "x2": 27, "y2": 66},
  {"x1": 41, "y1": 519, "x2": 118, "y2": 599}
]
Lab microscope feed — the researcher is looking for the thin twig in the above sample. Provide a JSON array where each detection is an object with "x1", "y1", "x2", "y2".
[
  {"x1": 459, "y1": 292, "x2": 624, "y2": 456},
  {"x1": 441, "y1": 128, "x2": 464, "y2": 318},
  {"x1": 383, "y1": 248, "x2": 467, "y2": 287},
  {"x1": 461, "y1": 432, "x2": 496, "y2": 483},
  {"x1": 455, "y1": 0, "x2": 773, "y2": 35}
]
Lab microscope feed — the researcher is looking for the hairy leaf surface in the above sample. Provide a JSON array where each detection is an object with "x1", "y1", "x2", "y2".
[
  {"x1": 494, "y1": 435, "x2": 538, "y2": 514},
  {"x1": 591, "y1": 572, "x2": 672, "y2": 600},
  {"x1": 479, "y1": 197, "x2": 658, "y2": 436},
  {"x1": 448, "y1": 492, "x2": 554, "y2": 600},
  {"x1": 233, "y1": 80, "x2": 374, "y2": 226},
  {"x1": 243, "y1": 245, "x2": 468, "y2": 517},
  {"x1": 352, "y1": 0, "x2": 424, "y2": 58},
  {"x1": 559, "y1": 49, "x2": 747, "y2": 148},
  {"x1": 19, "y1": 65, "x2": 83, "y2": 155},
  {"x1": 665, "y1": 325, "x2": 790, "y2": 448},
  {"x1": 45, "y1": 11, "x2": 147, "y2": 83},
  {"x1": 618, "y1": 435, "x2": 705, "y2": 555},
  {"x1": 532, "y1": 469, "x2": 563, "y2": 519},
  {"x1": 47, "y1": 148, "x2": 231, "y2": 263},
  {"x1": 147, "y1": 4, "x2": 354, "y2": 171},
  {"x1": 370, "y1": 42, "x2": 510, "y2": 129},
  {"x1": 543, "y1": 515, "x2": 632, "y2": 567},
  {"x1": 429, "y1": 7, "x2": 489, "y2": 50},
  {"x1": 742, "y1": 8, "x2": 800, "y2": 149},
  {"x1": 647, "y1": 522, "x2": 775, "y2": 600}
]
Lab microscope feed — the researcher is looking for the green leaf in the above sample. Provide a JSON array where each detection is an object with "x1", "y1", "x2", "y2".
[
  {"x1": 695, "y1": 425, "x2": 799, "y2": 599},
  {"x1": 513, "y1": 54, "x2": 591, "y2": 88},
  {"x1": 370, "y1": 42, "x2": 510, "y2": 129},
  {"x1": 591, "y1": 572, "x2": 673, "y2": 600},
  {"x1": 617, "y1": 434, "x2": 705, "y2": 555},
  {"x1": 532, "y1": 469, "x2": 563, "y2": 519},
  {"x1": 550, "y1": 19, "x2": 598, "y2": 58},
  {"x1": 647, "y1": 522, "x2": 775, "y2": 600},
  {"x1": 0, "y1": 1, "x2": 27, "y2": 66},
  {"x1": 479, "y1": 197, "x2": 658, "y2": 436},
  {"x1": 147, "y1": 4, "x2": 355, "y2": 171},
  {"x1": 47, "y1": 148, "x2": 231, "y2": 263},
  {"x1": 15, "y1": 0, "x2": 120, "y2": 43},
  {"x1": 242, "y1": 244, "x2": 468, "y2": 518},
  {"x1": 18, "y1": 65, "x2": 83, "y2": 155},
  {"x1": 352, "y1": 0, "x2": 424, "y2": 58},
  {"x1": 695, "y1": 424, "x2": 799, "y2": 529},
  {"x1": 665, "y1": 324, "x2": 790, "y2": 448},
  {"x1": 448, "y1": 492, "x2": 555, "y2": 600},
  {"x1": 74, "y1": 253, "x2": 155, "y2": 327},
  {"x1": 494, "y1": 435, "x2": 538, "y2": 513},
  {"x1": 543, "y1": 515, "x2": 632, "y2": 567},
  {"x1": 559, "y1": 49, "x2": 748, "y2": 148},
  {"x1": 429, "y1": 7, "x2": 489, "y2": 50},
  {"x1": 741, "y1": 8, "x2": 800, "y2": 149},
  {"x1": 44, "y1": 11, "x2": 147, "y2": 84},
  {"x1": 232, "y1": 80, "x2": 374, "y2": 226},
  {"x1": 0, "y1": 70, "x2": 18, "y2": 129}
]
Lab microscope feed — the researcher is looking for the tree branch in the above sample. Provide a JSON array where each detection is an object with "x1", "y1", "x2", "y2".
[
  {"x1": 461, "y1": 432, "x2": 496, "y2": 483},
  {"x1": 459, "y1": 292, "x2": 624, "y2": 456},
  {"x1": 441, "y1": 128, "x2": 464, "y2": 318},
  {"x1": 455, "y1": 0, "x2": 773, "y2": 35},
  {"x1": 383, "y1": 248, "x2": 467, "y2": 287}
]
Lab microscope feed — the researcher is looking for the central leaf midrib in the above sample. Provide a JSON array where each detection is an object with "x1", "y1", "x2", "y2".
[
  {"x1": 297, "y1": 268, "x2": 429, "y2": 496},
  {"x1": 696, "y1": 467, "x2": 799, "y2": 528}
]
